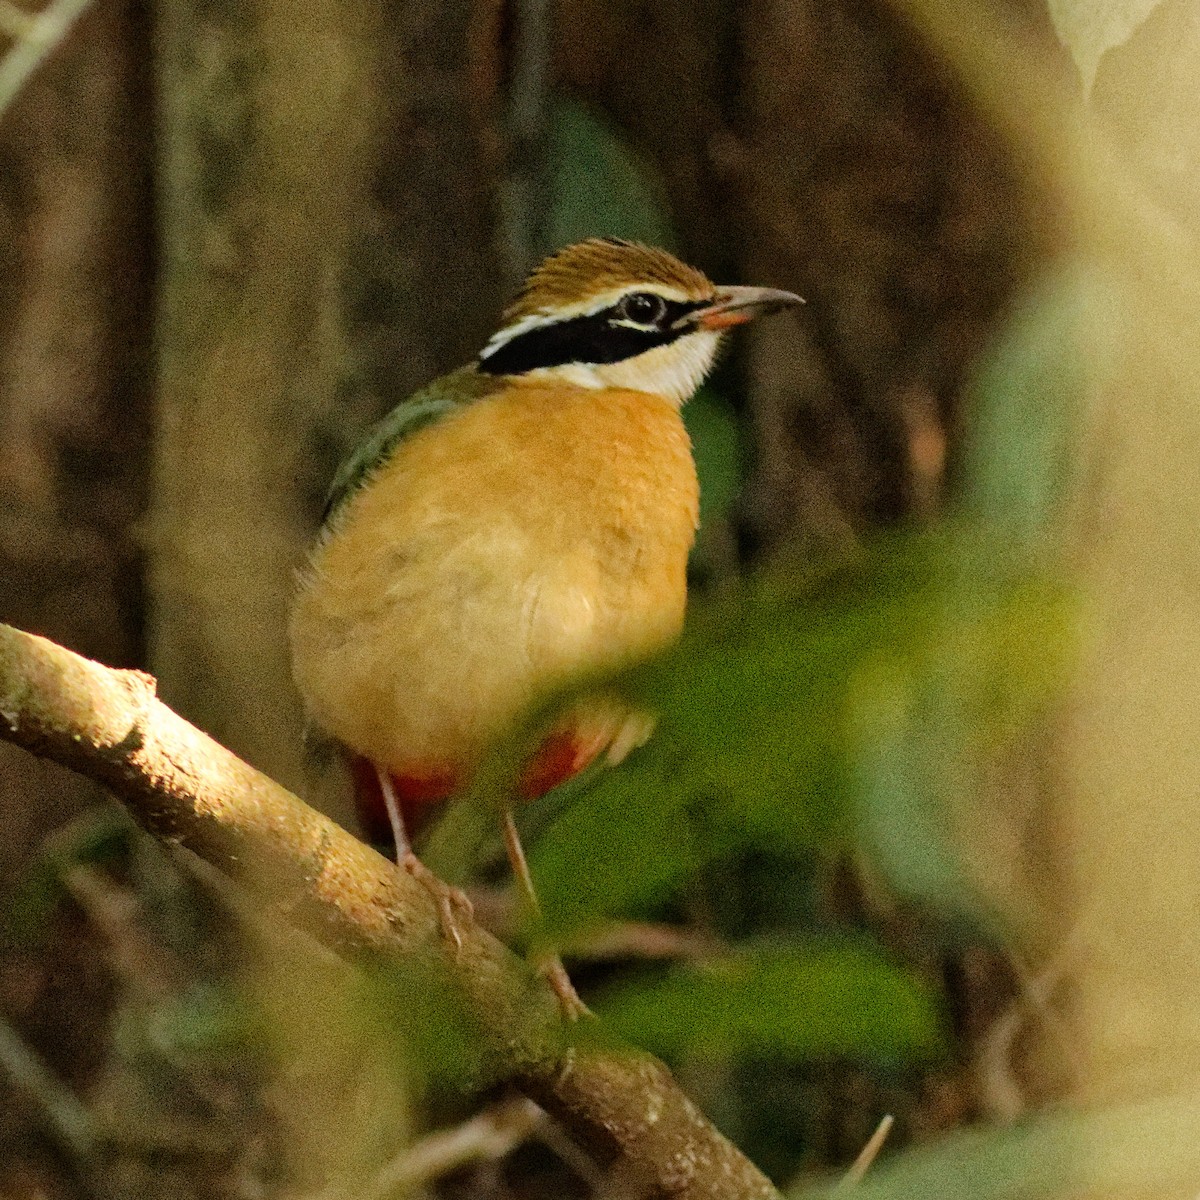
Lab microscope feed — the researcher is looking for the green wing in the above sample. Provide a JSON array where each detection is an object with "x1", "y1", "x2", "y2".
[{"x1": 320, "y1": 366, "x2": 499, "y2": 527}]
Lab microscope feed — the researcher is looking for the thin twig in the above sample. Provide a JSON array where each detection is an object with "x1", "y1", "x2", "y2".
[
  {"x1": 838, "y1": 1115, "x2": 894, "y2": 1188},
  {"x1": 61, "y1": 864, "x2": 176, "y2": 1000},
  {"x1": 357, "y1": 1098, "x2": 542, "y2": 1200},
  {"x1": 0, "y1": 0, "x2": 94, "y2": 116},
  {"x1": 569, "y1": 921, "x2": 723, "y2": 963},
  {"x1": 976, "y1": 945, "x2": 1081, "y2": 1123},
  {"x1": 533, "y1": 1116, "x2": 606, "y2": 1191},
  {"x1": 0, "y1": 1013, "x2": 97, "y2": 1161}
]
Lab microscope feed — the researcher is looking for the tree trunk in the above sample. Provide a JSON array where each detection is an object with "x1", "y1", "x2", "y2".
[
  {"x1": 151, "y1": 0, "x2": 507, "y2": 793},
  {"x1": 0, "y1": 0, "x2": 153, "y2": 1178}
]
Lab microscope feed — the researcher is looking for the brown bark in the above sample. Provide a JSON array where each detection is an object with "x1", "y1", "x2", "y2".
[
  {"x1": 0, "y1": 0, "x2": 152, "y2": 882},
  {"x1": 735, "y1": 0, "x2": 1057, "y2": 547},
  {"x1": 0, "y1": 622, "x2": 780, "y2": 1200},
  {"x1": 557, "y1": 0, "x2": 1060, "y2": 550},
  {"x1": 0, "y1": 8, "x2": 153, "y2": 1178},
  {"x1": 151, "y1": 0, "x2": 508, "y2": 795}
]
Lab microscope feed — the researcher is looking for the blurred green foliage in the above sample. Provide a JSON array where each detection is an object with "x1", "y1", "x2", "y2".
[
  {"x1": 3, "y1": 807, "x2": 134, "y2": 946},
  {"x1": 420, "y1": 104, "x2": 1089, "y2": 1102},
  {"x1": 801, "y1": 1088, "x2": 1200, "y2": 1199},
  {"x1": 596, "y1": 945, "x2": 941, "y2": 1061},
  {"x1": 958, "y1": 268, "x2": 1100, "y2": 553},
  {"x1": 524, "y1": 531, "x2": 1071, "y2": 939},
  {"x1": 544, "y1": 98, "x2": 677, "y2": 252},
  {"x1": 419, "y1": 522, "x2": 1072, "y2": 1086},
  {"x1": 864, "y1": 269, "x2": 1093, "y2": 912}
]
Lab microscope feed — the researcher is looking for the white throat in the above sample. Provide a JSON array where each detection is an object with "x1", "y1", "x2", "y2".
[{"x1": 517, "y1": 329, "x2": 723, "y2": 406}]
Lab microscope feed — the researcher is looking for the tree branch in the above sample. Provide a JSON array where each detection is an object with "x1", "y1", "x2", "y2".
[{"x1": 0, "y1": 622, "x2": 779, "y2": 1200}]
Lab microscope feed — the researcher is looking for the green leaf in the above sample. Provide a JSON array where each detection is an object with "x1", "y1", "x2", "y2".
[
  {"x1": 144, "y1": 981, "x2": 264, "y2": 1056},
  {"x1": 686, "y1": 385, "x2": 744, "y2": 529},
  {"x1": 850, "y1": 273, "x2": 1093, "y2": 913},
  {"x1": 958, "y1": 268, "x2": 1107, "y2": 552},
  {"x1": 798, "y1": 1090, "x2": 1200, "y2": 1200},
  {"x1": 545, "y1": 97, "x2": 676, "y2": 251},
  {"x1": 524, "y1": 529, "x2": 1073, "y2": 943},
  {"x1": 3, "y1": 807, "x2": 134, "y2": 945},
  {"x1": 596, "y1": 945, "x2": 942, "y2": 1062}
]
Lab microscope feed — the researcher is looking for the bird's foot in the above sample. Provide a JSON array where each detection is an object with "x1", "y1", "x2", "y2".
[
  {"x1": 537, "y1": 952, "x2": 590, "y2": 1022},
  {"x1": 401, "y1": 850, "x2": 474, "y2": 951}
]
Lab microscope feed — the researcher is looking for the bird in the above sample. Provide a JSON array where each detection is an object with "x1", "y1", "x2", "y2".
[{"x1": 289, "y1": 237, "x2": 802, "y2": 1015}]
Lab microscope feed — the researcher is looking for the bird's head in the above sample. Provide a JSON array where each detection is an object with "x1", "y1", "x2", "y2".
[{"x1": 477, "y1": 238, "x2": 802, "y2": 405}]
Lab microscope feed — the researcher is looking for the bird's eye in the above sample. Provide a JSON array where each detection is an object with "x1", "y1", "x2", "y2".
[{"x1": 614, "y1": 292, "x2": 667, "y2": 327}]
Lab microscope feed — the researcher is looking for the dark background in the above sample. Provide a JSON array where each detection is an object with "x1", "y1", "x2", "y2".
[{"x1": 2, "y1": 0, "x2": 1198, "y2": 1195}]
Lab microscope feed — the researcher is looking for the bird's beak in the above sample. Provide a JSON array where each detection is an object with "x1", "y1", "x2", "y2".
[{"x1": 678, "y1": 285, "x2": 805, "y2": 331}]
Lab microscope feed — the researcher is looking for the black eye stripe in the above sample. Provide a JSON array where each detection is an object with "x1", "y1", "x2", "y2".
[{"x1": 479, "y1": 297, "x2": 706, "y2": 375}]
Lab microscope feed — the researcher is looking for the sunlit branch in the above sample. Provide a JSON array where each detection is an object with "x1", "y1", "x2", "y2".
[{"x1": 0, "y1": 622, "x2": 779, "y2": 1200}]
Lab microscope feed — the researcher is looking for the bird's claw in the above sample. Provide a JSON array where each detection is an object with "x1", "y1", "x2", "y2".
[
  {"x1": 401, "y1": 851, "x2": 473, "y2": 951},
  {"x1": 538, "y1": 953, "x2": 590, "y2": 1021}
]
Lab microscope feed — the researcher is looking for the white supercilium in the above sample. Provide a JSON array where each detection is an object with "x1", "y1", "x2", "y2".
[{"x1": 479, "y1": 283, "x2": 696, "y2": 360}]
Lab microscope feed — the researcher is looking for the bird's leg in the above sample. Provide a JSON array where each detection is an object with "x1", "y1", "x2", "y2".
[
  {"x1": 375, "y1": 764, "x2": 472, "y2": 949},
  {"x1": 501, "y1": 807, "x2": 589, "y2": 1021}
]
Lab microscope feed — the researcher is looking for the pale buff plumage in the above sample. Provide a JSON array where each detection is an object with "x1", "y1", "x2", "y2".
[
  {"x1": 289, "y1": 381, "x2": 699, "y2": 777},
  {"x1": 287, "y1": 239, "x2": 801, "y2": 792}
]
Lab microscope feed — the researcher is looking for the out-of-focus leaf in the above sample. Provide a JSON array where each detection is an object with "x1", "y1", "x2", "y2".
[
  {"x1": 3, "y1": 807, "x2": 134, "y2": 945},
  {"x1": 545, "y1": 97, "x2": 676, "y2": 251},
  {"x1": 958, "y1": 268, "x2": 1107, "y2": 551},
  {"x1": 850, "y1": 559, "x2": 1076, "y2": 914},
  {"x1": 854, "y1": 271, "x2": 1093, "y2": 913},
  {"x1": 362, "y1": 958, "x2": 490, "y2": 1088},
  {"x1": 522, "y1": 530, "x2": 1073, "y2": 943},
  {"x1": 851, "y1": 670, "x2": 975, "y2": 915},
  {"x1": 798, "y1": 1089, "x2": 1200, "y2": 1199},
  {"x1": 596, "y1": 945, "x2": 942, "y2": 1062},
  {"x1": 1046, "y1": 0, "x2": 1166, "y2": 94},
  {"x1": 144, "y1": 981, "x2": 263, "y2": 1056}
]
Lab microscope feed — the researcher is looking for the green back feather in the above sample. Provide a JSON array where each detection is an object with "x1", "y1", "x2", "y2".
[{"x1": 320, "y1": 366, "x2": 501, "y2": 527}]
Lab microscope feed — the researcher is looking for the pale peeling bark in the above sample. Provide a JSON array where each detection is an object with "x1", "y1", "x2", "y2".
[{"x1": 0, "y1": 623, "x2": 780, "y2": 1200}]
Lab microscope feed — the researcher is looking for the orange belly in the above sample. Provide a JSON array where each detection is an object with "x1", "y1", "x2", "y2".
[{"x1": 290, "y1": 379, "x2": 699, "y2": 803}]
